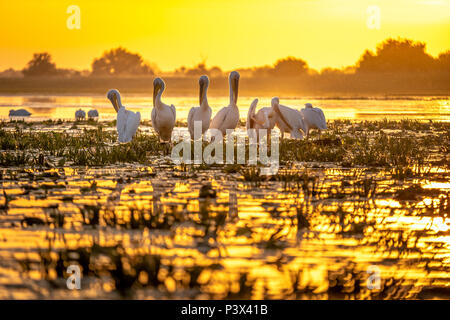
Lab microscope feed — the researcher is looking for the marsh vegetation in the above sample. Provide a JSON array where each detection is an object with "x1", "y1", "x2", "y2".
[{"x1": 0, "y1": 119, "x2": 448, "y2": 299}]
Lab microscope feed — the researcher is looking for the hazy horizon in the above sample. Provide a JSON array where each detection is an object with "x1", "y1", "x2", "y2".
[{"x1": 1, "y1": 0, "x2": 449, "y2": 72}]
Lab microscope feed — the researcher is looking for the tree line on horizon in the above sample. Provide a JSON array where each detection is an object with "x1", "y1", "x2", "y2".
[{"x1": 2, "y1": 38, "x2": 449, "y2": 79}]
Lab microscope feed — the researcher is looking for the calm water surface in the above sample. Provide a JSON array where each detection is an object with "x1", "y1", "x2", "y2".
[
  {"x1": 0, "y1": 98, "x2": 448, "y2": 299},
  {"x1": 0, "y1": 95, "x2": 449, "y2": 121}
]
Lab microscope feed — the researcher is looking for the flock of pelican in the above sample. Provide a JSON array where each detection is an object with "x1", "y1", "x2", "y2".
[
  {"x1": 9, "y1": 71, "x2": 326, "y2": 145},
  {"x1": 75, "y1": 109, "x2": 99, "y2": 121},
  {"x1": 0, "y1": 71, "x2": 317, "y2": 143},
  {"x1": 105, "y1": 71, "x2": 327, "y2": 144}
]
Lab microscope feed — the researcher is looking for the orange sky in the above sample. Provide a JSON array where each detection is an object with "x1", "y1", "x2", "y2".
[{"x1": 1, "y1": 0, "x2": 449, "y2": 72}]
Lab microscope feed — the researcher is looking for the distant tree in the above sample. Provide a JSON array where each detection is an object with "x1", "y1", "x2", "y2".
[
  {"x1": 56, "y1": 68, "x2": 82, "y2": 78},
  {"x1": 250, "y1": 57, "x2": 309, "y2": 77},
  {"x1": 174, "y1": 62, "x2": 223, "y2": 77},
  {"x1": 22, "y1": 53, "x2": 58, "y2": 77},
  {"x1": 0, "y1": 68, "x2": 23, "y2": 78},
  {"x1": 235, "y1": 67, "x2": 254, "y2": 78},
  {"x1": 437, "y1": 50, "x2": 450, "y2": 71},
  {"x1": 272, "y1": 57, "x2": 309, "y2": 76},
  {"x1": 356, "y1": 38, "x2": 436, "y2": 73},
  {"x1": 91, "y1": 47, "x2": 154, "y2": 76},
  {"x1": 320, "y1": 66, "x2": 355, "y2": 76},
  {"x1": 186, "y1": 63, "x2": 208, "y2": 76},
  {"x1": 320, "y1": 68, "x2": 343, "y2": 77},
  {"x1": 209, "y1": 66, "x2": 223, "y2": 77}
]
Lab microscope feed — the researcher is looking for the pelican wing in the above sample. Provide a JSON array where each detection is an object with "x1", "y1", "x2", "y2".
[
  {"x1": 124, "y1": 111, "x2": 141, "y2": 142},
  {"x1": 75, "y1": 110, "x2": 86, "y2": 119},
  {"x1": 11, "y1": 109, "x2": 30, "y2": 116},
  {"x1": 246, "y1": 99, "x2": 258, "y2": 130},
  {"x1": 301, "y1": 108, "x2": 327, "y2": 130},
  {"x1": 117, "y1": 107, "x2": 129, "y2": 142},
  {"x1": 290, "y1": 129, "x2": 304, "y2": 139},
  {"x1": 151, "y1": 108, "x2": 159, "y2": 135},
  {"x1": 152, "y1": 103, "x2": 176, "y2": 142},
  {"x1": 315, "y1": 108, "x2": 327, "y2": 129},
  {"x1": 210, "y1": 107, "x2": 229, "y2": 133},
  {"x1": 273, "y1": 104, "x2": 293, "y2": 131},
  {"x1": 187, "y1": 107, "x2": 196, "y2": 137},
  {"x1": 262, "y1": 109, "x2": 272, "y2": 129},
  {"x1": 88, "y1": 109, "x2": 99, "y2": 118},
  {"x1": 170, "y1": 104, "x2": 176, "y2": 121}
]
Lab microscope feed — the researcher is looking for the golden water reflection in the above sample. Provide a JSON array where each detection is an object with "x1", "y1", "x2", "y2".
[{"x1": 0, "y1": 161, "x2": 448, "y2": 299}]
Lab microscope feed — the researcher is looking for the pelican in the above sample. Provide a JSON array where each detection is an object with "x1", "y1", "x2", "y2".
[
  {"x1": 268, "y1": 97, "x2": 305, "y2": 139},
  {"x1": 152, "y1": 78, "x2": 176, "y2": 142},
  {"x1": 209, "y1": 71, "x2": 240, "y2": 139},
  {"x1": 107, "y1": 89, "x2": 141, "y2": 143},
  {"x1": 300, "y1": 103, "x2": 327, "y2": 138},
  {"x1": 75, "y1": 109, "x2": 86, "y2": 121},
  {"x1": 187, "y1": 75, "x2": 212, "y2": 139},
  {"x1": 9, "y1": 109, "x2": 31, "y2": 117},
  {"x1": 88, "y1": 109, "x2": 99, "y2": 120},
  {"x1": 246, "y1": 98, "x2": 276, "y2": 141}
]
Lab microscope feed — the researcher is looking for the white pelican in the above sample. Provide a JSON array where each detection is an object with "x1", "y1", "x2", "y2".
[
  {"x1": 300, "y1": 103, "x2": 327, "y2": 138},
  {"x1": 75, "y1": 109, "x2": 86, "y2": 121},
  {"x1": 246, "y1": 98, "x2": 276, "y2": 141},
  {"x1": 268, "y1": 97, "x2": 305, "y2": 139},
  {"x1": 9, "y1": 109, "x2": 31, "y2": 117},
  {"x1": 209, "y1": 71, "x2": 240, "y2": 139},
  {"x1": 187, "y1": 75, "x2": 212, "y2": 139},
  {"x1": 88, "y1": 109, "x2": 99, "y2": 120},
  {"x1": 107, "y1": 89, "x2": 141, "y2": 143},
  {"x1": 152, "y1": 78, "x2": 176, "y2": 142}
]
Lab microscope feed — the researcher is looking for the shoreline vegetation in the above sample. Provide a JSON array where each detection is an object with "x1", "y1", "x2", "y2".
[
  {"x1": 1, "y1": 38, "x2": 449, "y2": 96},
  {"x1": 1, "y1": 119, "x2": 448, "y2": 170}
]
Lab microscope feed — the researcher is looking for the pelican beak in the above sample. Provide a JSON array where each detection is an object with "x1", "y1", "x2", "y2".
[
  {"x1": 153, "y1": 83, "x2": 159, "y2": 106},
  {"x1": 233, "y1": 77, "x2": 239, "y2": 104},
  {"x1": 113, "y1": 93, "x2": 120, "y2": 112},
  {"x1": 199, "y1": 80, "x2": 204, "y2": 105}
]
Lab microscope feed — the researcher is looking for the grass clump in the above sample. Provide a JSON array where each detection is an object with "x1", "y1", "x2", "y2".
[{"x1": 0, "y1": 127, "x2": 167, "y2": 166}]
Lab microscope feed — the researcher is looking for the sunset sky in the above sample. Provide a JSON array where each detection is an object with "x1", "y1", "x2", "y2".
[{"x1": 1, "y1": 0, "x2": 449, "y2": 72}]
